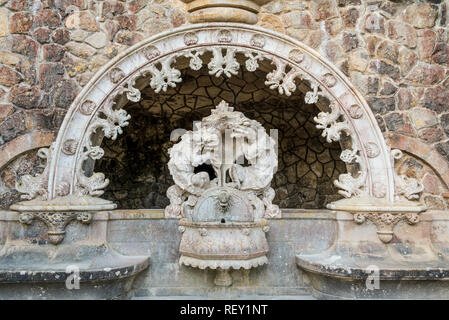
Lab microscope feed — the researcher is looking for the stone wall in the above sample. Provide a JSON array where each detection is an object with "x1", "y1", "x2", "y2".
[{"x1": 0, "y1": 0, "x2": 449, "y2": 208}]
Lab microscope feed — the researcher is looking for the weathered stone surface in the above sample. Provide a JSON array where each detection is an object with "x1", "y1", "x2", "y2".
[
  {"x1": 16, "y1": 58, "x2": 36, "y2": 85},
  {"x1": 128, "y1": 0, "x2": 146, "y2": 13},
  {"x1": 0, "y1": 111, "x2": 26, "y2": 144},
  {"x1": 0, "y1": 104, "x2": 14, "y2": 122},
  {"x1": 379, "y1": 80, "x2": 397, "y2": 96},
  {"x1": 281, "y1": 11, "x2": 314, "y2": 29},
  {"x1": 8, "y1": 85, "x2": 42, "y2": 109},
  {"x1": 321, "y1": 18, "x2": 342, "y2": 37},
  {"x1": 440, "y1": 113, "x2": 449, "y2": 136},
  {"x1": 350, "y1": 71, "x2": 378, "y2": 95},
  {"x1": 376, "y1": 41, "x2": 399, "y2": 64},
  {"x1": 379, "y1": 1, "x2": 397, "y2": 17},
  {"x1": 0, "y1": 51, "x2": 21, "y2": 66},
  {"x1": 33, "y1": 9, "x2": 61, "y2": 29},
  {"x1": 341, "y1": 8, "x2": 359, "y2": 28},
  {"x1": 309, "y1": 0, "x2": 338, "y2": 21},
  {"x1": 70, "y1": 29, "x2": 89, "y2": 42},
  {"x1": 65, "y1": 41, "x2": 96, "y2": 58},
  {"x1": 364, "y1": 13, "x2": 385, "y2": 34},
  {"x1": 7, "y1": 0, "x2": 29, "y2": 11},
  {"x1": 115, "y1": 31, "x2": 143, "y2": 46},
  {"x1": 103, "y1": 1, "x2": 125, "y2": 18},
  {"x1": 170, "y1": 9, "x2": 185, "y2": 28},
  {"x1": 397, "y1": 88, "x2": 414, "y2": 110},
  {"x1": 417, "y1": 30, "x2": 437, "y2": 60},
  {"x1": 409, "y1": 108, "x2": 438, "y2": 130},
  {"x1": 384, "y1": 112, "x2": 414, "y2": 135},
  {"x1": 403, "y1": 3, "x2": 438, "y2": 29},
  {"x1": 406, "y1": 63, "x2": 445, "y2": 85},
  {"x1": 398, "y1": 47, "x2": 418, "y2": 76},
  {"x1": 424, "y1": 195, "x2": 445, "y2": 209},
  {"x1": 337, "y1": 0, "x2": 361, "y2": 6},
  {"x1": 141, "y1": 19, "x2": 172, "y2": 37},
  {"x1": 367, "y1": 96, "x2": 395, "y2": 114},
  {"x1": 43, "y1": 44, "x2": 66, "y2": 62},
  {"x1": 323, "y1": 40, "x2": 345, "y2": 63},
  {"x1": 342, "y1": 32, "x2": 359, "y2": 52},
  {"x1": 51, "y1": 28, "x2": 70, "y2": 45},
  {"x1": 387, "y1": 21, "x2": 417, "y2": 48},
  {"x1": 50, "y1": 79, "x2": 79, "y2": 108},
  {"x1": 369, "y1": 59, "x2": 400, "y2": 80},
  {"x1": 62, "y1": 52, "x2": 87, "y2": 77},
  {"x1": 39, "y1": 63, "x2": 65, "y2": 91},
  {"x1": 422, "y1": 173, "x2": 440, "y2": 194},
  {"x1": 0, "y1": 9, "x2": 8, "y2": 37},
  {"x1": 65, "y1": 11, "x2": 98, "y2": 31},
  {"x1": 23, "y1": 108, "x2": 66, "y2": 131},
  {"x1": 33, "y1": 28, "x2": 52, "y2": 44},
  {"x1": 116, "y1": 14, "x2": 137, "y2": 31},
  {"x1": 84, "y1": 32, "x2": 108, "y2": 49},
  {"x1": 0, "y1": 65, "x2": 22, "y2": 87},
  {"x1": 9, "y1": 12, "x2": 33, "y2": 34},
  {"x1": 48, "y1": 0, "x2": 87, "y2": 14},
  {"x1": 423, "y1": 86, "x2": 449, "y2": 113},
  {"x1": 419, "y1": 127, "x2": 443, "y2": 143},
  {"x1": 11, "y1": 35, "x2": 39, "y2": 58},
  {"x1": 105, "y1": 20, "x2": 121, "y2": 41}
]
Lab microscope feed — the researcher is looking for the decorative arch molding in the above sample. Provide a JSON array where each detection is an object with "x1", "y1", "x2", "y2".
[
  {"x1": 0, "y1": 131, "x2": 54, "y2": 170},
  {"x1": 385, "y1": 133, "x2": 449, "y2": 190},
  {"x1": 13, "y1": 23, "x2": 425, "y2": 217}
]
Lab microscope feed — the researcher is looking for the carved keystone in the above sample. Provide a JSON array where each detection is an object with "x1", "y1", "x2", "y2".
[{"x1": 180, "y1": 0, "x2": 273, "y2": 24}]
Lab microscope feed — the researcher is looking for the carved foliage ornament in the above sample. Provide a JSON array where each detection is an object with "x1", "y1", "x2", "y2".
[
  {"x1": 20, "y1": 211, "x2": 92, "y2": 245},
  {"x1": 354, "y1": 212, "x2": 419, "y2": 243},
  {"x1": 165, "y1": 101, "x2": 279, "y2": 219}
]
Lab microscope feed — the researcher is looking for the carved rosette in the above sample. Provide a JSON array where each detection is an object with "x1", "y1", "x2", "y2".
[
  {"x1": 19, "y1": 211, "x2": 92, "y2": 245},
  {"x1": 354, "y1": 212, "x2": 420, "y2": 243}
]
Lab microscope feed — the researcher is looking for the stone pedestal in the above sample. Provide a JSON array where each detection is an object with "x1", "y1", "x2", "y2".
[
  {"x1": 296, "y1": 211, "x2": 449, "y2": 299},
  {"x1": 0, "y1": 209, "x2": 150, "y2": 299}
]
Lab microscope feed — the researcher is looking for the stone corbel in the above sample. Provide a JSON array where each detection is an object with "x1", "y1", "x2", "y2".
[
  {"x1": 10, "y1": 195, "x2": 116, "y2": 245},
  {"x1": 19, "y1": 211, "x2": 92, "y2": 245},
  {"x1": 354, "y1": 211, "x2": 420, "y2": 243},
  {"x1": 328, "y1": 197, "x2": 426, "y2": 243}
]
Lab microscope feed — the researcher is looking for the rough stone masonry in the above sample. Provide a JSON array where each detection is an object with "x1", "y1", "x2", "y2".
[{"x1": 0, "y1": 0, "x2": 449, "y2": 211}]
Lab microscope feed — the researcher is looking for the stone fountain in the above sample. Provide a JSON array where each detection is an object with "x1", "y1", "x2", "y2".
[{"x1": 165, "y1": 101, "x2": 280, "y2": 286}]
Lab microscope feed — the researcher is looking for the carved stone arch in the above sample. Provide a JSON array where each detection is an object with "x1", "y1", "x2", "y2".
[{"x1": 44, "y1": 23, "x2": 395, "y2": 203}]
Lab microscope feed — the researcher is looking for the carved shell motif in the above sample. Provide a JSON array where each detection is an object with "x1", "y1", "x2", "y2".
[
  {"x1": 184, "y1": 32, "x2": 198, "y2": 46},
  {"x1": 79, "y1": 100, "x2": 96, "y2": 115},
  {"x1": 288, "y1": 49, "x2": 304, "y2": 64},
  {"x1": 365, "y1": 142, "x2": 380, "y2": 158},
  {"x1": 143, "y1": 45, "x2": 160, "y2": 60},
  {"x1": 321, "y1": 73, "x2": 337, "y2": 88},
  {"x1": 109, "y1": 67, "x2": 125, "y2": 84},
  {"x1": 250, "y1": 34, "x2": 265, "y2": 48},
  {"x1": 348, "y1": 104, "x2": 363, "y2": 119},
  {"x1": 372, "y1": 181, "x2": 386, "y2": 198},
  {"x1": 56, "y1": 181, "x2": 70, "y2": 196},
  {"x1": 217, "y1": 30, "x2": 232, "y2": 43},
  {"x1": 62, "y1": 139, "x2": 78, "y2": 155}
]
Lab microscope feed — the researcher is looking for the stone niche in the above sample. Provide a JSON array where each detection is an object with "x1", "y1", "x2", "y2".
[{"x1": 95, "y1": 62, "x2": 345, "y2": 210}]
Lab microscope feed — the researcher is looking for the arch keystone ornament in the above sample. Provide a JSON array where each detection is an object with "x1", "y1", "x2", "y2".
[{"x1": 10, "y1": 23, "x2": 424, "y2": 247}]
